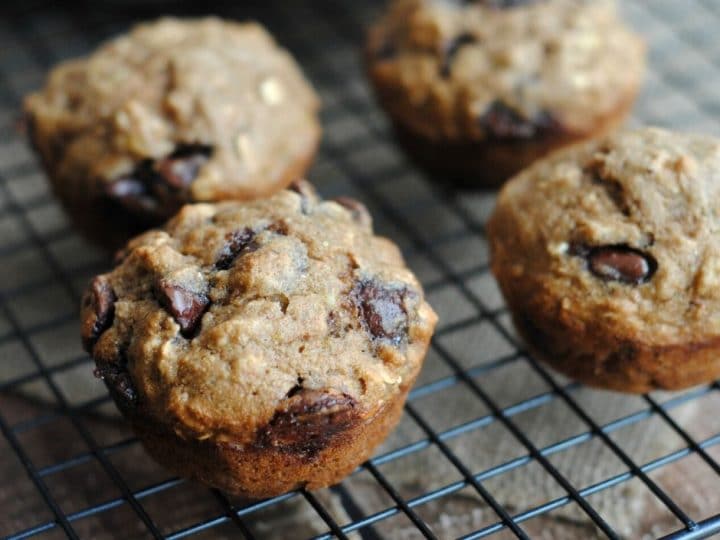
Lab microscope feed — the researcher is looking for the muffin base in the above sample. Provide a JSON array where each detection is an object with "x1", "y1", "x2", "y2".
[
  {"x1": 33, "y1": 141, "x2": 319, "y2": 252},
  {"x1": 385, "y1": 96, "x2": 636, "y2": 188},
  {"x1": 128, "y1": 385, "x2": 410, "y2": 498},
  {"x1": 510, "y1": 306, "x2": 720, "y2": 394}
]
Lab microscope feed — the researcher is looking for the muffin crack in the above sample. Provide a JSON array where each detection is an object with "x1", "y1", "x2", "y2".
[{"x1": 586, "y1": 161, "x2": 632, "y2": 217}]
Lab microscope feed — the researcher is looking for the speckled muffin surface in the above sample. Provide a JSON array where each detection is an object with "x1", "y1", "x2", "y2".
[
  {"x1": 488, "y1": 128, "x2": 720, "y2": 393},
  {"x1": 81, "y1": 181, "x2": 437, "y2": 497},
  {"x1": 366, "y1": 0, "x2": 645, "y2": 184},
  {"x1": 25, "y1": 17, "x2": 321, "y2": 248}
]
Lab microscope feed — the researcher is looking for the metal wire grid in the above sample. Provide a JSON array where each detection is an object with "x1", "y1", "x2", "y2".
[{"x1": 2, "y1": 0, "x2": 720, "y2": 538}]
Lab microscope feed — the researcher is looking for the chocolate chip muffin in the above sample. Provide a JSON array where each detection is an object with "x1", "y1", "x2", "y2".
[
  {"x1": 488, "y1": 127, "x2": 720, "y2": 393},
  {"x1": 81, "y1": 181, "x2": 437, "y2": 497},
  {"x1": 25, "y1": 17, "x2": 321, "y2": 249},
  {"x1": 366, "y1": 0, "x2": 645, "y2": 186}
]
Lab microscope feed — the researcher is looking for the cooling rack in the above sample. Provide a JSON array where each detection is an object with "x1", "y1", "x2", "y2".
[{"x1": 2, "y1": 1, "x2": 720, "y2": 539}]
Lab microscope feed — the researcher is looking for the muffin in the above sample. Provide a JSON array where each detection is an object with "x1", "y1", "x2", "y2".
[
  {"x1": 25, "y1": 17, "x2": 321, "y2": 249},
  {"x1": 366, "y1": 0, "x2": 646, "y2": 186},
  {"x1": 488, "y1": 127, "x2": 720, "y2": 393},
  {"x1": 81, "y1": 181, "x2": 438, "y2": 497}
]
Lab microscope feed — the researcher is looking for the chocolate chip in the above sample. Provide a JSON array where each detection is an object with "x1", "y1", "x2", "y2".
[
  {"x1": 104, "y1": 176, "x2": 160, "y2": 215},
  {"x1": 215, "y1": 228, "x2": 257, "y2": 270},
  {"x1": 157, "y1": 280, "x2": 209, "y2": 336},
  {"x1": 571, "y1": 244, "x2": 657, "y2": 285},
  {"x1": 105, "y1": 144, "x2": 212, "y2": 219},
  {"x1": 334, "y1": 197, "x2": 372, "y2": 227},
  {"x1": 352, "y1": 280, "x2": 409, "y2": 343},
  {"x1": 105, "y1": 177, "x2": 143, "y2": 198},
  {"x1": 479, "y1": 101, "x2": 560, "y2": 140},
  {"x1": 81, "y1": 276, "x2": 116, "y2": 352},
  {"x1": 258, "y1": 389, "x2": 358, "y2": 454},
  {"x1": 94, "y1": 356, "x2": 137, "y2": 408},
  {"x1": 155, "y1": 144, "x2": 212, "y2": 190},
  {"x1": 285, "y1": 377, "x2": 305, "y2": 398},
  {"x1": 440, "y1": 33, "x2": 476, "y2": 78}
]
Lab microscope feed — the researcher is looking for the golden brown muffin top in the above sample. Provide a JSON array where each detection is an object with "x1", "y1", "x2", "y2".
[
  {"x1": 25, "y1": 17, "x2": 320, "y2": 211},
  {"x1": 367, "y1": 0, "x2": 645, "y2": 140},
  {"x1": 82, "y1": 182, "x2": 437, "y2": 444},
  {"x1": 489, "y1": 127, "x2": 720, "y2": 347}
]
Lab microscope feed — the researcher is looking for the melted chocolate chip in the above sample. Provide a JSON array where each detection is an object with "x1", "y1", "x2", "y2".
[
  {"x1": 258, "y1": 389, "x2": 358, "y2": 454},
  {"x1": 104, "y1": 176, "x2": 160, "y2": 215},
  {"x1": 95, "y1": 361, "x2": 138, "y2": 408},
  {"x1": 105, "y1": 144, "x2": 212, "y2": 219},
  {"x1": 155, "y1": 145, "x2": 211, "y2": 190},
  {"x1": 215, "y1": 228, "x2": 257, "y2": 270},
  {"x1": 589, "y1": 247, "x2": 656, "y2": 284},
  {"x1": 157, "y1": 280, "x2": 209, "y2": 337},
  {"x1": 571, "y1": 244, "x2": 657, "y2": 285},
  {"x1": 81, "y1": 276, "x2": 116, "y2": 352},
  {"x1": 441, "y1": 33, "x2": 476, "y2": 78},
  {"x1": 479, "y1": 101, "x2": 560, "y2": 140},
  {"x1": 285, "y1": 377, "x2": 305, "y2": 398},
  {"x1": 352, "y1": 280, "x2": 409, "y2": 343},
  {"x1": 334, "y1": 197, "x2": 372, "y2": 227}
]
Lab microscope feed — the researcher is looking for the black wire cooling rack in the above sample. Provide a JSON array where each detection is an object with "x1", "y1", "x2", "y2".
[{"x1": 3, "y1": 1, "x2": 720, "y2": 539}]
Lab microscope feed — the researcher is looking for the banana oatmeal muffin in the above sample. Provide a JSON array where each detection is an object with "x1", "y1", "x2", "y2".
[
  {"x1": 489, "y1": 127, "x2": 720, "y2": 393},
  {"x1": 81, "y1": 181, "x2": 438, "y2": 497},
  {"x1": 366, "y1": 0, "x2": 645, "y2": 186},
  {"x1": 25, "y1": 17, "x2": 321, "y2": 249}
]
